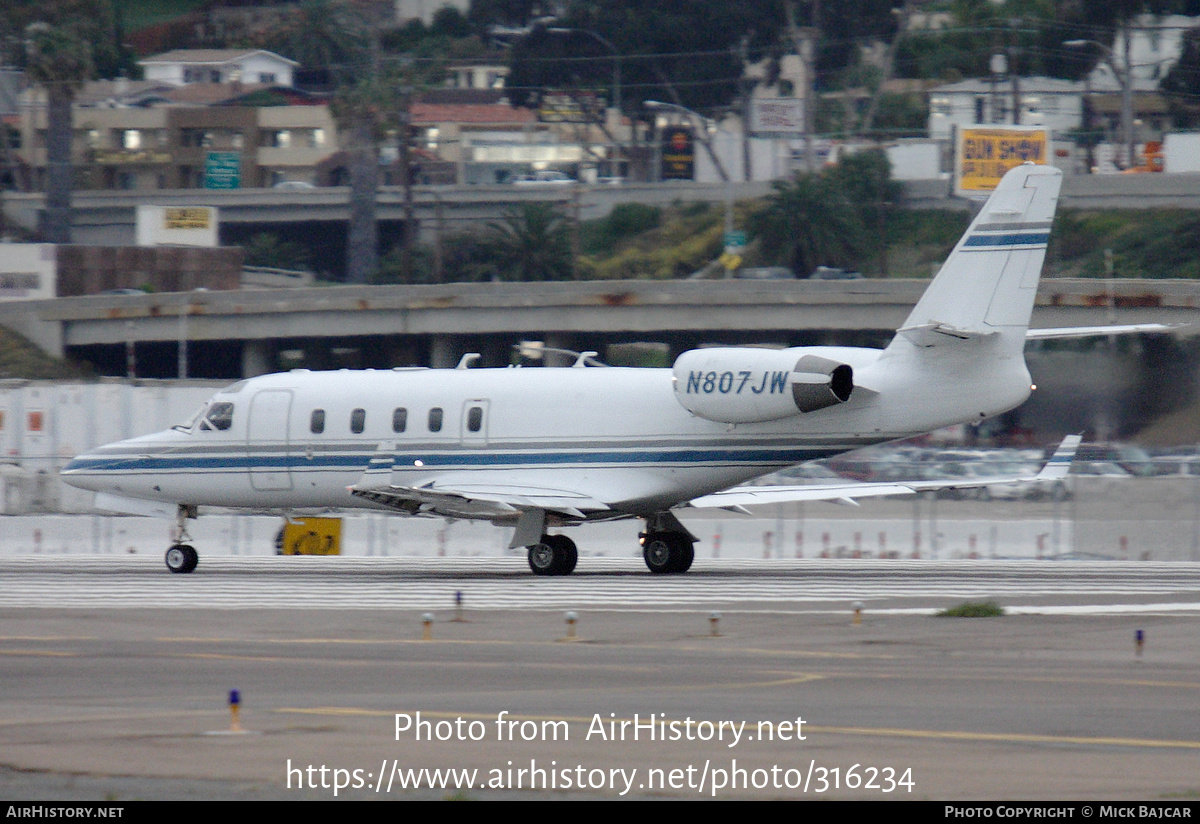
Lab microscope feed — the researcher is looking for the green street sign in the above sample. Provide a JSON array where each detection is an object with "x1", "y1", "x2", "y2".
[{"x1": 205, "y1": 152, "x2": 241, "y2": 189}]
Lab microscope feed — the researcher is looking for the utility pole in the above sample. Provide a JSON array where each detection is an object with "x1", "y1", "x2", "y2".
[
  {"x1": 739, "y1": 34, "x2": 753, "y2": 182},
  {"x1": 784, "y1": 0, "x2": 819, "y2": 172},
  {"x1": 860, "y1": 0, "x2": 916, "y2": 137}
]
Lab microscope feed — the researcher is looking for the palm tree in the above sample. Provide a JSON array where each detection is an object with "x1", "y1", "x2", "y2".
[
  {"x1": 7, "y1": 0, "x2": 126, "y2": 244},
  {"x1": 749, "y1": 171, "x2": 865, "y2": 278},
  {"x1": 487, "y1": 203, "x2": 573, "y2": 282},
  {"x1": 332, "y1": 55, "x2": 444, "y2": 284},
  {"x1": 24, "y1": 22, "x2": 92, "y2": 244}
]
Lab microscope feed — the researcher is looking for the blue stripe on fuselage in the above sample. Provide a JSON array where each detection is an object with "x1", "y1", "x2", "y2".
[{"x1": 64, "y1": 445, "x2": 843, "y2": 474}]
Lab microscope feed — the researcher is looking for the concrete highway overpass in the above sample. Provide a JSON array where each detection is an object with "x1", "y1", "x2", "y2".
[
  {"x1": 1, "y1": 278, "x2": 1196, "y2": 380},
  {"x1": 5, "y1": 173, "x2": 1200, "y2": 259}
]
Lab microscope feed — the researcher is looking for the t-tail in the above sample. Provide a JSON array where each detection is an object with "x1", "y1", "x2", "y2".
[{"x1": 859, "y1": 162, "x2": 1064, "y2": 431}]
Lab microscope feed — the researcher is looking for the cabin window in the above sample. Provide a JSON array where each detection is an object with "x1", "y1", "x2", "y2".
[
  {"x1": 428, "y1": 407, "x2": 443, "y2": 432},
  {"x1": 350, "y1": 408, "x2": 366, "y2": 434},
  {"x1": 466, "y1": 405, "x2": 483, "y2": 432},
  {"x1": 200, "y1": 402, "x2": 234, "y2": 431},
  {"x1": 392, "y1": 407, "x2": 407, "y2": 433},
  {"x1": 310, "y1": 409, "x2": 325, "y2": 434}
]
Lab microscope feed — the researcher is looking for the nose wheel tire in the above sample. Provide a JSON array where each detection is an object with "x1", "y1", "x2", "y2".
[
  {"x1": 643, "y1": 532, "x2": 694, "y2": 574},
  {"x1": 527, "y1": 534, "x2": 577, "y2": 576},
  {"x1": 165, "y1": 544, "x2": 198, "y2": 574}
]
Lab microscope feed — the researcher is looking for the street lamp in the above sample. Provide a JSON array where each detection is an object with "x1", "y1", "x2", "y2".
[
  {"x1": 546, "y1": 27, "x2": 623, "y2": 179},
  {"x1": 645, "y1": 100, "x2": 736, "y2": 264},
  {"x1": 1065, "y1": 35, "x2": 1135, "y2": 170}
]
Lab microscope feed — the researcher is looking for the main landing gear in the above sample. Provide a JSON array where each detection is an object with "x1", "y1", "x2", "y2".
[
  {"x1": 166, "y1": 504, "x2": 200, "y2": 574},
  {"x1": 527, "y1": 533, "x2": 578, "y2": 576},
  {"x1": 523, "y1": 516, "x2": 697, "y2": 576}
]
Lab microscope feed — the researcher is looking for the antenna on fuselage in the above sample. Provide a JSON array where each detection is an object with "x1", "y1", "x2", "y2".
[{"x1": 455, "y1": 353, "x2": 481, "y2": 369}]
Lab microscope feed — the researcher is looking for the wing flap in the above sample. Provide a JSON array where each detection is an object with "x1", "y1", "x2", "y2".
[{"x1": 349, "y1": 479, "x2": 610, "y2": 520}]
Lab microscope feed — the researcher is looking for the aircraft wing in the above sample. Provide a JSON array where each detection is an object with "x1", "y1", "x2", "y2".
[
  {"x1": 1026, "y1": 323, "x2": 1181, "y2": 340},
  {"x1": 349, "y1": 479, "x2": 611, "y2": 520},
  {"x1": 686, "y1": 435, "x2": 1081, "y2": 512}
]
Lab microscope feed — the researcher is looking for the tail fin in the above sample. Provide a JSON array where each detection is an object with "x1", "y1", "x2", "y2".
[{"x1": 894, "y1": 163, "x2": 1062, "y2": 349}]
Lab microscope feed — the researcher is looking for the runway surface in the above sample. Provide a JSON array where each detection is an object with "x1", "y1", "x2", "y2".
[
  {"x1": 3, "y1": 557, "x2": 1199, "y2": 801},
  {"x1": 2, "y1": 555, "x2": 1200, "y2": 613}
]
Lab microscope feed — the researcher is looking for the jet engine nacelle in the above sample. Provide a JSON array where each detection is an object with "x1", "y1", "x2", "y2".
[{"x1": 672, "y1": 347, "x2": 854, "y2": 424}]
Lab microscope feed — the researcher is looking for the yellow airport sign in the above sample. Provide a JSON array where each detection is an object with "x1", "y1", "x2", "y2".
[
  {"x1": 955, "y1": 127, "x2": 1048, "y2": 194},
  {"x1": 280, "y1": 517, "x2": 342, "y2": 555}
]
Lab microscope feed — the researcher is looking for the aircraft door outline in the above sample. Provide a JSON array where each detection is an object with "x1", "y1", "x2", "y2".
[{"x1": 247, "y1": 389, "x2": 293, "y2": 491}]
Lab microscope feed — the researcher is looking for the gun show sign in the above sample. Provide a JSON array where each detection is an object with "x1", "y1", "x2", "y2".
[
  {"x1": 661, "y1": 126, "x2": 695, "y2": 180},
  {"x1": 955, "y1": 127, "x2": 1047, "y2": 195}
]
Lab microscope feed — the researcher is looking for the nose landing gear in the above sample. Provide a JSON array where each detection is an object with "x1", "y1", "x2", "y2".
[{"x1": 165, "y1": 504, "x2": 200, "y2": 574}]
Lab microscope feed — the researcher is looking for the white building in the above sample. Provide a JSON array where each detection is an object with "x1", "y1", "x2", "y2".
[
  {"x1": 928, "y1": 77, "x2": 1086, "y2": 141},
  {"x1": 1085, "y1": 14, "x2": 1200, "y2": 92},
  {"x1": 138, "y1": 50, "x2": 299, "y2": 88}
]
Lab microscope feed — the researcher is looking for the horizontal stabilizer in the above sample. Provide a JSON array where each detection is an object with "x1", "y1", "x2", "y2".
[
  {"x1": 1026, "y1": 323, "x2": 1182, "y2": 340},
  {"x1": 898, "y1": 322, "x2": 998, "y2": 347}
]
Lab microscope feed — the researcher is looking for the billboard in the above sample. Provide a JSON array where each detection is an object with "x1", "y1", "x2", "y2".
[
  {"x1": 750, "y1": 98, "x2": 805, "y2": 136},
  {"x1": 955, "y1": 126, "x2": 1047, "y2": 195},
  {"x1": 537, "y1": 91, "x2": 605, "y2": 123},
  {"x1": 661, "y1": 126, "x2": 695, "y2": 181},
  {"x1": 135, "y1": 205, "x2": 219, "y2": 247}
]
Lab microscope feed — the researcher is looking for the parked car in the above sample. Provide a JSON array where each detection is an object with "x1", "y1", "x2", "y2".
[{"x1": 513, "y1": 171, "x2": 576, "y2": 186}]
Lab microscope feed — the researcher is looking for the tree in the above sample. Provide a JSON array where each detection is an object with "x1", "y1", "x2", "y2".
[
  {"x1": 486, "y1": 203, "x2": 574, "y2": 281},
  {"x1": 503, "y1": 2, "x2": 787, "y2": 117},
  {"x1": 1162, "y1": 28, "x2": 1200, "y2": 127},
  {"x1": 3, "y1": 1, "x2": 128, "y2": 243},
  {"x1": 262, "y1": 0, "x2": 367, "y2": 88},
  {"x1": 748, "y1": 168, "x2": 867, "y2": 277},
  {"x1": 331, "y1": 54, "x2": 444, "y2": 284}
]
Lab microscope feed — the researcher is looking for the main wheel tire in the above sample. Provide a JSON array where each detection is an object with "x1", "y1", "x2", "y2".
[
  {"x1": 643, "y1": 533, "x2": 695, "y2": 574},
  {"x1": 548, "y1": 534, "x2": 578, "y2": 575},
  {"x1": 528, "y1": 540, "x2": 558, "y2": 575},
  {"x1": 643, "y1": 533, "x2": 676, "y2": 574},
  {"x1": 674, "y1": 541, "x2": 695, "y2": 573},
  {"x1": 166, "y1": 544, "x2": 198, "y2": 574}
]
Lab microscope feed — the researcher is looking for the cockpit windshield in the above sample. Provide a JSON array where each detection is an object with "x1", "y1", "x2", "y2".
[{"x1": 199, "y1": 402, "x2": 235, "y2": 431}]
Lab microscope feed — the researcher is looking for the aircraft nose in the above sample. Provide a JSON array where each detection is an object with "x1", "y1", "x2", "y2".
[{"x1": 60, "y1": 452, "x2": 106, "y2": 490}]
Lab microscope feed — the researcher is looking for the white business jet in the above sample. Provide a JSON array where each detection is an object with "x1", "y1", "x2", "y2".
[{"x1": 60, "y1": 163, "x2": 1156, "y2": 575}]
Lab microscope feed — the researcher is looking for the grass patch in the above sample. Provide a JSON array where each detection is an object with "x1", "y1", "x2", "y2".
[
  {"x1": 0, "y1": 327, "x2": 91, "y2": 379},
  {"x1": 936, "y1": 601, "x2": 1004, "y2": 618}
]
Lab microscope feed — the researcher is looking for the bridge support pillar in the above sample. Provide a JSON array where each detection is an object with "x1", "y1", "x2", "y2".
[
  {"x1": 241, "y1": 340, "x2": 273, "y2": 377},
  {"x1": 429, "y1": 334, "x2": 460, "y2": 369}
]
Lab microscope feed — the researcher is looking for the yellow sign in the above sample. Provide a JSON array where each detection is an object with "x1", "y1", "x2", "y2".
[
  {"x1": 280, "y1": 517, "x2": 342, "y2": 555},
  {"x1": 164, "y1": 207, "x2": 212, "y2": 230},
  {"x1": 93, "y1": 149, "x2": 171, "y2": 165},
  {"x1": 956, "y1": 127, "x2": 1048, "y2": 193},
  {"x1": 719, "y1": 252, "x2": 742, "y2": 271}
]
